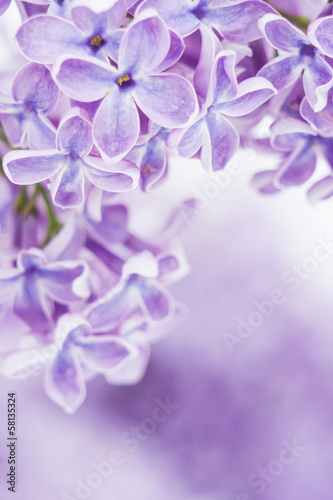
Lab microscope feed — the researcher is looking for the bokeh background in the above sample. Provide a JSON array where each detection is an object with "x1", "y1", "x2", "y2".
[{"x1": 1, "y1": 3, "x2": 333, "y2": 500}]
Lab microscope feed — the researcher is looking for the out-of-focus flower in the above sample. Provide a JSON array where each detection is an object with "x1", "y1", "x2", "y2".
[
  {"x1": 0, "y1": 248, "x2": 89, "y2": 332},
  {"x1": 258, "y1": 14, "x2": 333, "y2": 112},
  {"x1": 0, "y1": 0, "x2": 10, "y2": 16},
  {"x1": 253, "y1": 116, "x2": 333, "y2": 201}
]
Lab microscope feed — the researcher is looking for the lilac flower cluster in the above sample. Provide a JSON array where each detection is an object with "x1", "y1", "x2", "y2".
[{"x1": 1, "y1": 0, "x2": 333, "y2": 412}]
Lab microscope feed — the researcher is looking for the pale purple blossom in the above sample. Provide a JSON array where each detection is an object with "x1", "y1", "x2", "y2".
[
  {"x1": 16, "y1": 1, "x2": 127, "y2": 64},
  {"x1": 0, "y1": 248, "x2": 89, "y2": 332},
  {"x1": 3, "y1": 108, "x2": 140, "y2": 208},
  {"x1": 258, "y1": 13, "x2": 333, "y2": 112}
]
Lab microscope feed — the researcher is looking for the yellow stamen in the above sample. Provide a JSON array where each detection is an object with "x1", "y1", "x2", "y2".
[
  {"x1": 90, "y1": 35, "x2": 103, "y2": 48},
  {"x1": 116, "y1": 74, "x2": 131, "y2": 86}
]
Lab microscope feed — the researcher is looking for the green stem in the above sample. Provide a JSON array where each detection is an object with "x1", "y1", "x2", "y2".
[
  {"x1": 14, "y1": 184, "x2": 62, "y2": 247},
  {"x1": 0, "y1": 124, "x2": 11, "y2": 150},
  {"x1": 36, "y1": 184, "x2": 63, "y2": 247}
]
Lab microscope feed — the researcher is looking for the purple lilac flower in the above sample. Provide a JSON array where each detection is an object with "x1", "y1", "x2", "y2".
[
  {"x1": 258, "y1": 13, "x2": 333, "y2": 112},
  {"x1": 256, "y1": 117, "x2": 333, "y2": 195},
  {"x1": 53, "y1": 12, "x2": 198, "y2": 161},
  {"x1": 0, "y1": 248, "x2": 89, "y2": 333},
  {"x1": 0, "y1": 63, "x2": 58, "y2": 149},
  {"x1": 16, "y1": 1, "x2": 127, "y2": 64},
  {"x1": 3, "y1": 108, "x2": 140, "y2": 208},
  {"x1": 169, "y1": 29, "x2": 276, "y2": 171},
  {"x1": 137, "y1": 0, "x2": 276, "y2": 42}
]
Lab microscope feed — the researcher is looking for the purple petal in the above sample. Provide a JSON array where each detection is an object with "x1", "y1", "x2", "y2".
[
  {"x1": 74, "y1": 335, "x2": 136, "y2": 372},
  {"x1": 18, "y1": 248, "x2": 48, "y2": 270},
  {"x1": 154, "y1": 29, "x2": 185, "y2": 73},
  {"x1": 85, "y1": 204, "x2": 128, "y2": 244},
  {"x1": 12, "y1": 63, "x2": 59, "y2": 113},
  {"x1": 252, "y1": 170, "x2": 281, "y2": 195},
  {"x1": 271, "y1": 118, "x2": 317, "y2": 151},
  {"x1": 102, "y1": 0, "x2": 128, "y2": 31},
  {"x1": 84, "y1": 287, "x2": 131, "y2": 331},
  {"x1": 258, "y1": 53, "x2": 303, "y2": 92},
  {"x1": 16, "y1": 15, "x2": 83, "y2": 64},
  {"x1": 211, "y1": 51, "x2": 238, "y2": 106},
  {"x1": 93, "y1": 91, "x2": 140, "y2": 161},
  {"x1": 0, "y1": 0, "x2": 11, "y2": 16},
  {"x1": 70, "y1": 5, "x2": 101, "y2": 33},
  {"x1": 308, "y1": 16, "x2": 333, "y2": 58},
  {"x1": 275, "y1": 143, "x2": 317, "y2": 187},
  {"x1": 137, "y1": 0, "x2": 199, "y2": 37},
  {"x1": 27, "y1": 115, "x2": 57, "y2": 150},
  {"x1": 102, "y1": 29, "x2": 124, "y2": 62},
  {"x1": 320, "y1": 138, "x2": 333, "y2": 169},
  {"x1": 220, "y1": 77, "x2": 276, "y2": 117},
  {"x1": 119, "y1": 13, "x2": 170, "y2": 75},
  {"x1": 193, "y1": 25, "x2": 221, "y2": 104},
  {"x1": 45, "y1": 345, "x2": 86, "y2": 414},
  {"x1": 54, "y1": 56, "x2": 115, "y2": 102},
  {"x1": 204, "y1": 0, "x2": 276, "y2": 43},
  {"x1": 132, "y1": 277, "x2": 172, "y2": 322},
  {"x1": 39, "y1": 261, "x2": 90, "y2": 302},
  {"x1": 0, "y1": 113, "x2": 23, "y2": 148},
  {"x1": 139, "y1": 142, "x2": 167, "y2": 192},
  {"x1": 0, "y1": 272, "x2": 21, "y2": 303},
  {"x1": 133, "y1": 74, "x2": 198, "y2": 128},
  {"x1": 14, "y1": 274, "x2": 53, "y2": 332},
  {"x1": 105, "y1": 337, "x2": 150, "y2": 385},
  {"x1": 204, "y1": 112, "x2": 239, "y2": 171},
  {"x1": 84, "y1": 158, "x2": 140, "y2": 192},
  {"x1": 175, "y1": 118, "x2": 205, "y2": 158},
  {"x1": 300, "y1": 95, "x2": 333, "y2": 137},
  {"x1": 259, "y1": 13, "x2": 307, "y2": 51},
  {"x1": 51, "y1": 157, "x2": 85, "y2": 208},
  {"x1": 303, "y1": 53, "x2": 333, "y2": 112},
  {"x1": 57, "y1": 109, "x2": 93, "y2": 156},
  {"x1": 307, "y1": 176, "x2": 333, "y2": 204},
  {"x1": 3, "y1": 150, "x2": 62, "y2": 185}
]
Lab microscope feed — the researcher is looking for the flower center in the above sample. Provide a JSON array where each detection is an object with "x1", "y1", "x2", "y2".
[
  {"x1": 301, "y1": 44, "x2": 315, "y2": 62},
  {"x1": 116, "y1": 74, "x2": 132, "y2": 88},
  {"x1": 90, "y1": 34, "x2": 104, "y2": 51}
]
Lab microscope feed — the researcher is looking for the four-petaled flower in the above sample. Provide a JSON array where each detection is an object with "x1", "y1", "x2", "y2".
[
  {"x1": 0, "y1": 248, "x2": 89, "y2": 332},
  {"x1": 258, "y1": 13, "x2": 333, "y2": 112},
  {"x1": 0, "y1": 63, "x2": 58, "y2": 150},
  {"x1": 3, "y1": 108, "x2": 140, "y2": 208}
]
